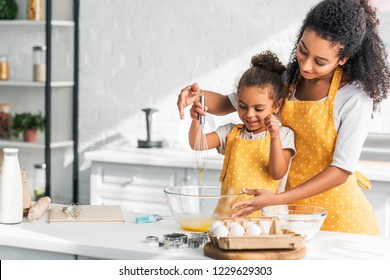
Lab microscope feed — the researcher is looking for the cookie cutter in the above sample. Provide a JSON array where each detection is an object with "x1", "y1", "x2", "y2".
[
  {"x1": 163, "y1": 233, "x2": 188, "y2": 249},
  {"x1": 188, "y1": 232, "x2": 209, "y2": 248},
  {"x1": 145, "y1": 236, "x2": 160, "y2": 247}
]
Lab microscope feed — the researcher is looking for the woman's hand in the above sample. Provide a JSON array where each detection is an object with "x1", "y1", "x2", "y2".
[
  {"x1": 264, "y1": 114, "x2": 281, "y2": 138},
  {"x1": 177, "y1": 82, "x2": 202, "y2": 120},
  {"x1": 231, "y1": 188, "x2": 281, "y2": 218}
]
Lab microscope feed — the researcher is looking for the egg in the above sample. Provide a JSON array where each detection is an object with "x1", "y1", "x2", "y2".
[
  {"x1": 229, "y1": 223, "x2": 245, "y2": 237},
  {"x1": 229, "y1": 221, "x2": 241, "y2": 228},
  {"x1": 261, "y1": 220, "x2": 271, "y2": 235},
  {"x1": 209, "y1": 220, "x2": 224, "y2": 233},
  {"x1": 245, "y1": 221, "x2": 257, "y2": 228},
  {"x1": 245, "y1": 224, "x2": 262, "y2": 236},
  {"x1": 213, "y1": 225, "x2": 229, "y2": 237}
]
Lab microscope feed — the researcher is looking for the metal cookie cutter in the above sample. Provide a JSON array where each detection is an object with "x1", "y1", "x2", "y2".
[
  {"x1": 163, "y1": 233, "x2": 188, "y2": 249},
  {"x1": 145, "y1": 236, "x2": 160, "y2": 247},
  {"x1": 63, "y1": 203, "x2": 81, "y2": 218},
  {"x1": 188, "y1": 232, "x2": 209, "y2": 248}
]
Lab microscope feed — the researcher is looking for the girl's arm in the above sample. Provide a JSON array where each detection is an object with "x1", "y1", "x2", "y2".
[
  {"x1": 265, "y1": 114, "x2": 292, "y2": 180},
  {"x1": 269, "y1": 138, "x2": 293, "y2": 180},
  {"x1": 188, "y1": 119, "x2": 200, "y2": 149},
  {"x1": 188, "y1": 105, "x2": 221, "y2": 150}
]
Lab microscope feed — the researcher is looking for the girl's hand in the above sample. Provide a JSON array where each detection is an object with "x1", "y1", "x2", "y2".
[
  {"x1": 177, "y1": 82, "x2": 202, "y2": 120},
  {"x1": 189, "y1": 96, "x2": 208, "y2": 122},
  {"x1": 264, "y1": 114, "x2": 281, "y2": 138},
  {"x1": 231, "y1": 188, "x2": 281, "y2": 218}
]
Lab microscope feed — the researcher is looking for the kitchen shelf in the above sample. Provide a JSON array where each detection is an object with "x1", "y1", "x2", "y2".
[
  {"x1": 0, "y1": 140, "x2": 74, "y2": 149},
  {"x1": 0, "y1": 81, "x2": 74, "y2": 87},
  {"x1": 0, "y1": 0, "x2": 80, "y2": 203},
  {"x1": 0, "y1": 20, "x2": 74, "y2": 27}
]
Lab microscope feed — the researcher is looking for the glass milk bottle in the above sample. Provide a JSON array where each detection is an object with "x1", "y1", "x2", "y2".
[
  {"x1": 0, "y1": 148, "x2": 23, "y2": 224},
  {"x1": 33, "y1": 46, "x2": 46, "y2": 82}
]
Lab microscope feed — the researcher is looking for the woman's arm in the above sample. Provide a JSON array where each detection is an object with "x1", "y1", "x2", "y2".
[
  {"x1": 231, "y1": 165, "x2": 350, "y2": 217},
  {"x1": 177, "y1": 83, "x2": 236, "y2": 119},
  {"x1": 277, "y1": 165, "x2": 350, "y2": 203}
]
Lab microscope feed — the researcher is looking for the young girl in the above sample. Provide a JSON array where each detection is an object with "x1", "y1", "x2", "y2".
[
  {"x1": 179, "y1": 0, "x2": 390, "y2": 234},
  {"x1": 188, "y1": 51, "x2": 295, "y2": 217}
]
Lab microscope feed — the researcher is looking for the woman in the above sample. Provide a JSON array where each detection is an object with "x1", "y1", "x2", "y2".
[{"x1": 177, "y1": 0, "x2": 390, "y2": 235}]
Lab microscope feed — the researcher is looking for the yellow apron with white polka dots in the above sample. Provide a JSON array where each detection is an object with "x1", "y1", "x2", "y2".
[
  {"x1": 280, "y1": 67, "x2": 379, "y2": 235},
  {"x1": 217, "y1": 124, "x2": 280, "y2": 217}
]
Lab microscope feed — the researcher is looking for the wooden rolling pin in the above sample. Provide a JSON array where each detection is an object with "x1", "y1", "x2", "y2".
[{"x1": 27, "y1": 196, "x2": 51, "y2": 221}]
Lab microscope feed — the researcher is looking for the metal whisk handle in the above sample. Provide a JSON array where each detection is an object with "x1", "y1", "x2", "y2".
[{"x1": 199, "y1": 95, "x2": 205, "y2": 125}]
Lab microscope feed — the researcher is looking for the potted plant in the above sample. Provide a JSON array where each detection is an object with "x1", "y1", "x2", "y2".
[
  {"x1": 12, "y1": 112, "x2": 45, "y2": 143},
  {"x1": 0, "y1": 0, "x2": 18, "y2": 20}
]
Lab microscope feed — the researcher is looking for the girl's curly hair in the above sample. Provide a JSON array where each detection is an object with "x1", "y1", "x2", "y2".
[
  {"x1": 286, "y1": 0, "x2": 390, "y2": 111},
  {"x1": 238, "y1": 51, "x2": 287, "y2": 104}
]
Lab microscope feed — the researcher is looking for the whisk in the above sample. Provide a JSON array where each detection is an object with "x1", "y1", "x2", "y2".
[{"x1": 193, "y1": 94, "x2": 208, "y2": 184}]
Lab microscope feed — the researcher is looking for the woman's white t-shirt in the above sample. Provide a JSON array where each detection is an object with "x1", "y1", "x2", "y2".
[{"x1": 227, "y1": 82, "x2": 372, "y2": 173}]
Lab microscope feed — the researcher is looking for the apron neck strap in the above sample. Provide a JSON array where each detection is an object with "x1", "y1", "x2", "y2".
[
  {"x1": 327, "y1": 66, "x2": 343, "y2": 102},
  {"x1": 288, "y1": 66, "x2": 344, "y2": 101}
]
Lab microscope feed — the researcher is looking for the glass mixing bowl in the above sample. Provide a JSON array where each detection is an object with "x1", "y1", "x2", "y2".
[
  {"x1": 261, "y1": 204, "x2": 328, "y2": 241},
  {"x1": 164, "y1": 186, "x2": 243, "y2": 232}
]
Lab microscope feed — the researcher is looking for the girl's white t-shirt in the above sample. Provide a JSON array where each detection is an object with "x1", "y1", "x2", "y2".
[
  {"x1": 227, "y1": 82, "x2": 372, "y2": 173},
  {"x1": 214, "y1": 124, "x2": 296, "y2": 193}
]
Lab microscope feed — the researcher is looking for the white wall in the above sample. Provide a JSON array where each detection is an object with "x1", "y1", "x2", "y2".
[{"x1": 76, "y1": 0, "x2": 390, "y2": 203}]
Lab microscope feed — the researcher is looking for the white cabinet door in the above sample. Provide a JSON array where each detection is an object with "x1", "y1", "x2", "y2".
[{"x1": 90, "y1": 163, "x2": 185, "y2": 215}]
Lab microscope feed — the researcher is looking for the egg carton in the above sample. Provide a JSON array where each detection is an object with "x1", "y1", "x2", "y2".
[{"x1": 208, "y1": 217, "x2": 305, "y2": 250}]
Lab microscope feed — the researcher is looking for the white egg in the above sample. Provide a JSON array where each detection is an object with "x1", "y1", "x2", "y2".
[
  {"x1": 209, "y1": 220, "x2": 224, "y2": 233},
  {"x1": 229, "y1": 221, "x2": 241, "y2": 228},
  {"x1": 213, "y1": 225, "x2": 229, "y2": 237},
  {"x1": 245, "y1": 221, "x2": 257, "y2": 228},
  {"x1": 261, "y1": 220, "x2": 271, "y2": 235},
  {"x1": 229, "y1": 224, "x2": 245, "y2": 237},
  {"x1": 245, "y1": 224, "x2": 262, "y2": 236}
]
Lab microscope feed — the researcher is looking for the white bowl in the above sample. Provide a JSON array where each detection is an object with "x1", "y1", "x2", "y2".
[{"x1": 261, "y1": 204, "x2": 328, "y2": 240}]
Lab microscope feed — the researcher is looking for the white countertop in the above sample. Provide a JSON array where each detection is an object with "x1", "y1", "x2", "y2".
[
  {"x1": 1, "y1": 208, "x2": 390, "y2": 260},
  {"x1": 84, "y1": 147, "x2": 390, "y2": 181},
  {"x1": 84, "y1": 146, "x2": 225, "y2": 170}
]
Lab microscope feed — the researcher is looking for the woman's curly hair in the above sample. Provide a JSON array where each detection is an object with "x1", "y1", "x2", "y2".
[
  {"x1": 286, "y1": 0, "x2": 390, "y2": 111},
  {"x1": 238, "y1": 51, "x2": 287, "y2": 104}
]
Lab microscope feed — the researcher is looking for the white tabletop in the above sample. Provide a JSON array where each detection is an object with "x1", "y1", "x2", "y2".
[{"x1": 1, "y1": 208, "x2": 390, "y2": 260}]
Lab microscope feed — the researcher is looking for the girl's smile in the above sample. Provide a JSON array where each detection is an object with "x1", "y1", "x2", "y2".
[{"x1": 237, "y1": 86, "x2": 280, "y2": 134}]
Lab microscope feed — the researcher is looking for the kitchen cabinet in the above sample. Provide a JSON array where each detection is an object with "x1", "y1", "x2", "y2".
[
  {"x1": 89, "y1": 158, "x2": 222, "y2": 215},
  {"x1": 0, "y1": 0, "x2": 79, "y2": 202},
  {"x1": 86, "y1": 148, "x2": 223, "y2": 215}
]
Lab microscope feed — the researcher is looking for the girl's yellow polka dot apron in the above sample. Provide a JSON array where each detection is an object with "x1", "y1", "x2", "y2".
[
  {"x1": 216, "y1": 124, "x2": 279, "y2": 217},
  {"x1": 281, "y1": 67, "x2": 379, "y2": 235}
]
